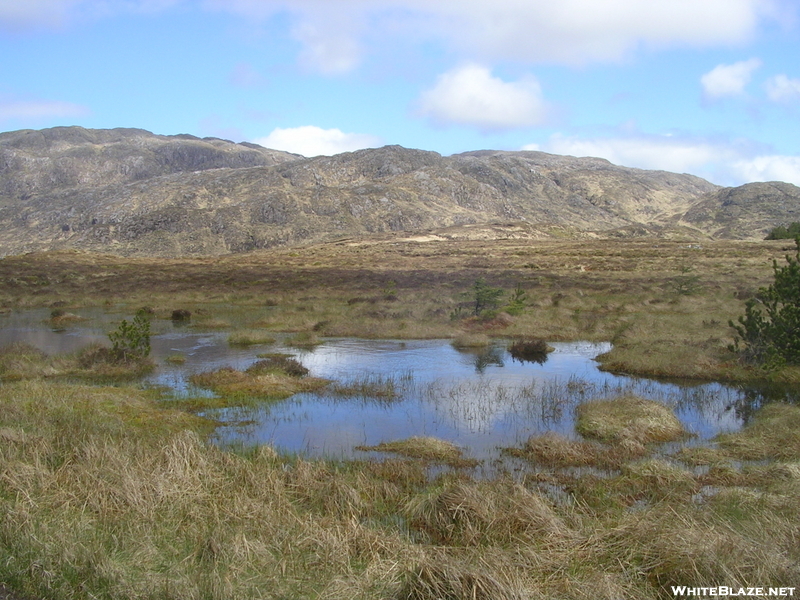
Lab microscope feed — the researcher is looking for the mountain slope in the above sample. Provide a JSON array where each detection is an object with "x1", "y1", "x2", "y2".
[{"x1": 1, "y1": 126, "x2": 799, "y2": 257}]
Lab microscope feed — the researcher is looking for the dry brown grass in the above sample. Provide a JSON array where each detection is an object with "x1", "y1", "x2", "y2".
[
  {"x1": 0, "y1": 238, "x2": 791, "y2": 382},
  {"x1": 576, "y1": 395, "x2": 686, "y2": 444},
  {"x1": 357, "y1": 437, "x2": 477, "y2": 467},
  {"x1": 508, "y1": 431, "x2": 648, "y2": 470},
  {"x1": 2, "y1": 379, "x2": 800, "y2": 599},
  {"x1": 450, "y1": 333, "x2": 492, "y2": 349},
  {"x1": 714, "y1": 403, "x2": 800, "y2": 461},
  {"x1": 227, "y1": 329, "x2": 276, "y2": 346},
  {"x1": 189, "y1": 366, "x2": 328, "y2": 401}
]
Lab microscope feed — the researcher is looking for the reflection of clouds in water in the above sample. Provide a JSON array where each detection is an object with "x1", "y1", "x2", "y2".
[{"x1": 0, "y1": 314, "x2": 772, "y2": 462}]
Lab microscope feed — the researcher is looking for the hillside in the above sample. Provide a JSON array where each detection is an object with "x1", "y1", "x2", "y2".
[{"x1": 1, "y1": 126, "x2": 799, "y2": 256}]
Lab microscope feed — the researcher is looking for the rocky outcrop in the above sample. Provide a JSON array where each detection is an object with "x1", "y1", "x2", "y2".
[{"x1": 1, "y1": 126, "x2": 799, "y2": 257}]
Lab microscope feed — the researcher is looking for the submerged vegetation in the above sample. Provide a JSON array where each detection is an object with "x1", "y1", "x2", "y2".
[{"x1": 1, "y1": 238, "x2": 800, "y2": 598}]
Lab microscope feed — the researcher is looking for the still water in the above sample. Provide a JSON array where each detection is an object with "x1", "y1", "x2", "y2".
[{"x1": 0, "y1": 308, "x2": 780, "y2": 463}]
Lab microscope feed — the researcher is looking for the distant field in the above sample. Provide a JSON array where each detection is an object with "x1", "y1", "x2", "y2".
[{"x1": 1, "y1": 236, "x2": 795, "y2": 383}]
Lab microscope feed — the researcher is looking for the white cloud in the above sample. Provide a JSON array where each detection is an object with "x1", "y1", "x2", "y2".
[
  {"x1": 0, "y1": 0, "x2": 182, "y2": 31},
  {"x1": 203, "y1": 0, "x2": 783, "y2": 70},
  {"x1": 4, "y1": 1, "x2": 787, "y2": 68},
  {"x1": 253, "y1": 125, "x2": 382, "y2": 156},
  {"x1": 531, "y1": 133, "x2": 736, "y2": 174},
  {"x1": 0, "y1": 0, "x2": 77, "y2": 30},
  {"x1": 765, "y1": 74, "x2": 800, "y2": 104},
  {"x1": 525, "y1": 131, "x2": 800, "y2": 186},
  {"x1": 417, "y1": 64, "x2": 547, "y2": 131},
  {"x1": 0, "y1": 99, "x2": 90, "y2": 121},
  {"x1": 292, "y1": 20, "x2": 362, "y2": 75},
  {"x1": 732, "y1": 155, "x2": 800, "y2": 185},
  {"x1": 700, "y1": 58, "x2": 762, "y2": 99}
]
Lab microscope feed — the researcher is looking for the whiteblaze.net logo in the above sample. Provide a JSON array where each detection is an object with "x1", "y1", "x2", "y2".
[{"x1": 672, "y1": 587, "x2": 796, "y2": 597}]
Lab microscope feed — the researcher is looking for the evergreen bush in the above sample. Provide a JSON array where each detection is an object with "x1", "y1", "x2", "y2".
[
  {"x1": 108, "y1": 310, "x2": 151, "y2": 362},
  {"x1": 730, "y1": 238, "x2": 800, "y2": 367}
]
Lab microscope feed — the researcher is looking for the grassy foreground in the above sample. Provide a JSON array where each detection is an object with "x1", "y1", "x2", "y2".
[
  {"x1": 1, "y1": 380, "x2": 799, "y2": 599},
  {"x1": 2, "y1": 237, "x2": 800, "y2": 597}
]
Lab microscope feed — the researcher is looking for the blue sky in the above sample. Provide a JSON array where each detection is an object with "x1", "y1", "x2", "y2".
[{"x1": 1, "y1": 0, "x2": 800, "y2": 186}]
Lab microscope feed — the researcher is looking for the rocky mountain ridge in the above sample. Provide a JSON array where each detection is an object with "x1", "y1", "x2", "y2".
[{"x1": 1, "y1": 126, "x2": 798, "y2": 256}]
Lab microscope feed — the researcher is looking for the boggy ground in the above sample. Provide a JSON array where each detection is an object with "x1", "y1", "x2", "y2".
[
  {"x1": 1, "y1": 236, "x2": 797, "y2": 383},
  {"x1": 1, "y1": 380, "x2": 799, "y2": 599},
  {"x1": 1, "y1": 236, "x2": 800, "y2": 598}
]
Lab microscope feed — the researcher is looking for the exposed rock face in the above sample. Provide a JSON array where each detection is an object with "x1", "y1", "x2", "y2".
[
  {"x1": 1, "y1": 126, "x2": 799, "y2": 257},
  {"x1": 679, "y1": 182, "x2": 800, "y2": 239}
]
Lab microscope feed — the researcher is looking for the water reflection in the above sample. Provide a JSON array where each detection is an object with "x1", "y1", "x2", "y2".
[{"x1": 1, "y1": 309, "x2": 794, "y2": 463}]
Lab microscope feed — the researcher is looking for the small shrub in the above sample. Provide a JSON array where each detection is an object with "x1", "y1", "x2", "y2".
[
  {"x1": 509, "y1": 338, "x2": 553, "y2": 364},
  {"x1": 766, "y1": 222, "x2": 800, "y2": 240},
  {"x1": 171, "y1": 309, "x2": 192, "y2": 323},
  {"x1": 108, "y1": 310, "x2": 151, "y2": 361},
  {"x1": 729, "y1": 238, "x2": 800, "y2": 366},
  {"x1": 669, "y1": 265, "x2": 701, "y2": 296},
  {"x1": 473, "y1": 278, "x2": 503, "y2": 316},
  {"x1": 504, "y1": 283, "x2": 527, "y2": 315},
  {"x1": 246, "y1": 355, "x2": 308, "y2": 377}
]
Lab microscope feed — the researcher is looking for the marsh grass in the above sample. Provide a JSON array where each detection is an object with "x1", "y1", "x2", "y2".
[
  {"x1": 451, "y1": 333, "x2": 492, "y2": 349},
  {"x1": 356, "y1": 436, "x2": 477, "y2": 467},
  {"x1": 189, "y1": 366, "x2": 327, "y2": 401},
  {"x1": 576, "y1": 395, "x2": 686, "y2": 444},
  {"x1": 327, "y1": 373, "x2": 412, "y2": 401},
  {"x1": 0, "y1": 342, "x2": 50, "y2": 381},
  {"x1": 508, "y1": 338, "x2": 554, "y2": 363},
  {"x1": 506, "y1": 431, "x2": 648, "y2": 470},
  {"x1": 286, "y1": 331, "x2": 322, "y2": 349},
  {"x1": 0, "y1": 341, "x2": 154, "y2": 382},
  {"x1": 227, "y1": 329, "x2": 277, "y2": 346},
  {"x1": 1, "y1": 381, "x2": 799, "y2": 599},
  {"x1": 714, "y1": 403, "x2": 800, "y2": 461},
  {"x1": 4, "y1": 240, "x2": 800, "y2": 597},
  {"x1": 192, "y1": 317, "x2": 231, "y2": 329}
]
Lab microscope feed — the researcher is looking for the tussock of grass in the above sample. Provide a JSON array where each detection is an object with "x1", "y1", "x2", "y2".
[
  {"x1": 508, "y1": 338, "x2": 554, "y2": 363},
  {"x1": 328, "y1": 374, "x2": 403, "y2": 400},
  {"x1": 397, "y1": 554, "x2": 527, "y2": 600},
  {"x1": 48, "y1": 311, "x2": 86, "y2": 327},
  {"x1": 286, "y1": 331, "x2": 321, "y2": 349},
  {"x1": 0, "y1": 343, "x2": 49, "y2": 381},
  {"x1": 508, "y1": 431, "x2": 648, "y2": 470},
  {"x1": 246, "y1": 355, "x2": 308, "y2": 377},
  {"x1": 674, "y1": 445, "x2": 730, "y2": 466},
  {"x1": 227, "y1": 330, "x2": 276, "y2": 346},
  {"x1": 165, "y1": 353, "x2": 186, "y2": 364},
  {"x1": 714, "y1": 403, "x2": 800, "y2": 461},
  {"x1": 357, "y1": 436, "x2": 476, "y2": 466},
  {"x1": 404, "y1": 480, "x2": 574, "y2": 546},
  {"x1": 189, "y1": 366, "x2": 327, "y2": 401},
  {"x1": 576, "y1": 395, "x2": 686, "y2": 444},
  {"x1": 451, "y1": 333, "x2": 491, "y2": 349}
]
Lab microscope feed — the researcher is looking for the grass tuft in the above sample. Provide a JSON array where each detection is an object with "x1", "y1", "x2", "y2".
[
  {"x1": 357, "y1": 436, "x2": 476, "y2": 467},
  {"x1": 227, "y1": 330, "x2": 276, "y2": 347},
  {"x1": 576, "y1": 395, "x2": 686, "y2": 444},
  {"x1": 714, "y1": 403, "x2": 800, "y2": 461},
  {"x1": 189, "y1": 366, "x2": 327, "y2": 402}
]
